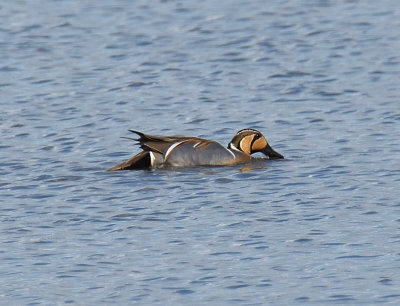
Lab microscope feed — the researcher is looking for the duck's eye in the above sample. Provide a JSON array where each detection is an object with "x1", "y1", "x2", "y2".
[{"x1": 251, "y1": 134, "x2": 260, "y2": 146}]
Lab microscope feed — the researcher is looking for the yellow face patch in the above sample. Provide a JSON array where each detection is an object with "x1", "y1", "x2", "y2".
[
  {"x1": 251, "y1": 137, "x2": 267, "y2": 152},
  {"x1": 239, "y1": 135, "x2": 255, "y2": 154}
]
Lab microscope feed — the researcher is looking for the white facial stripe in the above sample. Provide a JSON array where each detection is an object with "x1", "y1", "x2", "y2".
[
  {"x1": 164, "y1": 141, "x2": 185, "y2": 160},
  {"x1": 229, "y1": 143, "x2": 240, "y2": 152}
]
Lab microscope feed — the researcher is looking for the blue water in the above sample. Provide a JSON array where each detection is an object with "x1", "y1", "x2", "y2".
[{"x1": 1, "y1": 0, "x2": 400, "y2": 304}]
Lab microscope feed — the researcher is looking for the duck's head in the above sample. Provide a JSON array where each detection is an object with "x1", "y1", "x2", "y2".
[{"x1": 228, "y1": 129, "x2": 284, "y2": 159}]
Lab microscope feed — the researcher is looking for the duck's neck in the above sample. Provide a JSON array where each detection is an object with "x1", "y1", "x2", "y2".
[{"x1": 229, "y1": 142, "x2": 249, "y2": 154}]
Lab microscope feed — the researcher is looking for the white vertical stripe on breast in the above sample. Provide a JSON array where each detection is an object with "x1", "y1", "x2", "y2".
[
  {"x1": 226, "y1": 147, "x2": 236, "y2": 159},
  {"x1": 149, "y1": 151, "x2": 155, "y2": 166}
]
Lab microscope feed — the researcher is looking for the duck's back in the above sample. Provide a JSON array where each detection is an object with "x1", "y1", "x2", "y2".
[{"x1": 164, "y1": 140, "x2": 245, "y2": 167}]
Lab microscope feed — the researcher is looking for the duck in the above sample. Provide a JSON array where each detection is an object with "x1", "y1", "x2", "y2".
[{"x1": 108, "y1": 128, "x2": 284, "y2": 170}]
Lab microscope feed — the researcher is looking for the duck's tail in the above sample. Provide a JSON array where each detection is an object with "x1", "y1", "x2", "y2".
[{"x1": 108, "y1": 151, "x2": 151, "y2": 171}]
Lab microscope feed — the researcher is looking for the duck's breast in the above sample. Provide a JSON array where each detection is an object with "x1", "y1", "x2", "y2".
[{"x1": 165, "y1": 140, "x2": 238, "y2": 167}]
